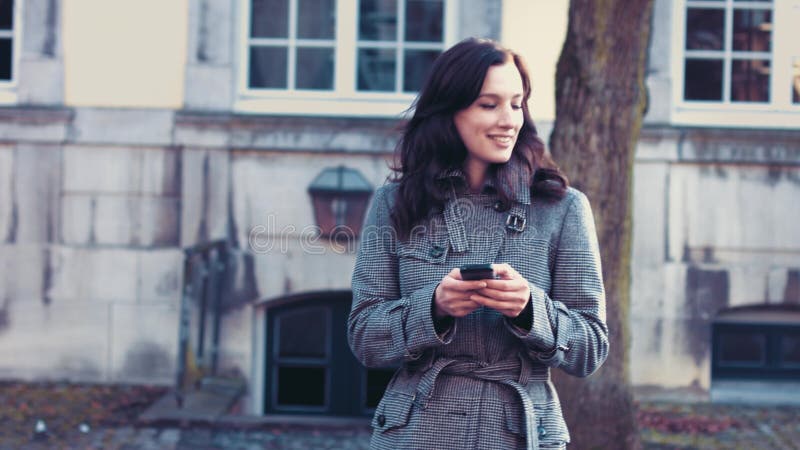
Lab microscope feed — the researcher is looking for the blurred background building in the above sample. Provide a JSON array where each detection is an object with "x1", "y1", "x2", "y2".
[{"x1": 0, "y1": 0, "x2": 798, "y2": 417}]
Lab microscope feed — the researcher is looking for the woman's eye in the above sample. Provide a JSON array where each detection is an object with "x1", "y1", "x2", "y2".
[
  {"x1": 479, "y1": 104, "x2": 496, "y2": 110},
  {"x1": 511, "y1": 104, "x2": 522, "y2": 110}
]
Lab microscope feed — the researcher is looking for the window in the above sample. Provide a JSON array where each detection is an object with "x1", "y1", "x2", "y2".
[
  {"x1": 711, "y1": 306, "x2": 800, "y2": 381},
  {"x1": 0, "y1": 0, "x2": 19, "y2": 104},
  {"x1": 264, "y1": 293, "x2": 395, "y2": 416},
  {"x1": 239, "y1": 0, "x2": 456, "y2": 116},
  {"x1": 673, "y1": 0, "x2": 800, "y2": 128}
]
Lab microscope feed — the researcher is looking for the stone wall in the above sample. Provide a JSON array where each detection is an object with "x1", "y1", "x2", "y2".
[{"x1": 630, "y1": 127, "x2": 800, "y2": 389}]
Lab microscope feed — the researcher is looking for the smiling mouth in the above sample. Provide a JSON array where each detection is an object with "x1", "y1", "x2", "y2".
[{"x1": 490, "y1": 135, "x2": 514, "y2": 145}]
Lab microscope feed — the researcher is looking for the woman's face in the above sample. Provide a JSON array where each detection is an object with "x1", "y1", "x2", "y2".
[{"x1": 454, "y1": 61, "x2": 524, "y2": 176}]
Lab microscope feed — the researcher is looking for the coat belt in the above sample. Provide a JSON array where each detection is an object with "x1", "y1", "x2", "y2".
[{"x1": 412, "y1": 353, "x2": 542, "y2": 450}]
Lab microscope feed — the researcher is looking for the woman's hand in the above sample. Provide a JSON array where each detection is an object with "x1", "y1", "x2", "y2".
[
  {"x1": 433, "y1": 268, "x2": 487, "y2": 319},
  {"x1": 471, "y1": 263, "x2": 531, "y2": 317}
]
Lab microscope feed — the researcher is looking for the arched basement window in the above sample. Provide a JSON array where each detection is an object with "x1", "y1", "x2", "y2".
[{"x1": 264, "y1": 291, "x2": 395, "y2": 416}]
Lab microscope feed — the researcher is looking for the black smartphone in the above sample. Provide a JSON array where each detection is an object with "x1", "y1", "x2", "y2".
[{"x1": 459, "y1": 264, "x2": 495, "y2": 281}]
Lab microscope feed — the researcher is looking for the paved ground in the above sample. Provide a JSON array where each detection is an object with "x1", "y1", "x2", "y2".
[{"x1": 2, "y1": 382, "x2": 799, "y2": 449}]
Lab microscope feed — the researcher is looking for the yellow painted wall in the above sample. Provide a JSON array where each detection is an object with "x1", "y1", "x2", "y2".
[
  {"x1": 63, "y1": 0, "x2": 189, "y2": 108},
  {"x1": 502, "y1": 0, "x2": 569, "y2": 122}
]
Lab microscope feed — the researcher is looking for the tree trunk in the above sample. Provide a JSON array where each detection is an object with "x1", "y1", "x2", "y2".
[{"x1": 548, "y1": 0, "x2": 654, "y2": 449}]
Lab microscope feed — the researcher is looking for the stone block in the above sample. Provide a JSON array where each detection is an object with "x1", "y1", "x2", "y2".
[
  {"x1": 61, "y1": 194, "x2": 179, "y2": 247},
  {"x1": 0, "y1": 119, "x2": 68, "y2": 143},
  {"x1": 183, "y1": 65, "x2": 234, "y2": 110},
  {"x1": 217, "y1": 304, "x2": 252, "y2": 376},
  {"x1": 60, "y1": 194, "x2": 93, "y2": 244},
  {"x1": 110, "y1": 303, "x2": 179, "y2": 383},
  {"x1": 630, "y1": 267, "x2": 666, "y2": 319},
  {"x1": 141, "y1": 148, "x2": 180, "y2": 196},
  {"x1": 21, "y1": 0, "x2": 61, "y2": 57},
  {"x1": 632, "y1": 161, "x2": 668, "y2": 265},
  {"x1": 630, "y1": 316, "x2": 708, "y2": 388},
  {"x1": 0, "y1": 300, "x2": 109, "y2": 382},
  {"x1": 63, "y1": 145, "x2": 141, "y2": 194},
  {"x1": 70, "y1": 108, "x2": 174, "y2": 146},
  {"x1": 0, "y1": 244, "x2": 48, "y2": 301},
  {"x1": 250, "y1": 240, "x2": 355, "y2": 299},
  {"x1": 138, "y1": 197, "x2": 181, "y2": 247},
  {"x1": 18, "y1": 57, "x2": 64, "y2": 105},
  {"x1": 186, "y1": 0, "x2": 233, "y2": 65},
  {"x1": 47, "y1": 246, "x2": 139, "y2": 302},
  {"x1": 10, "y1": 144, "x2": 61, "y2": 244},
  {"x1": 173, "y1": 119, "x2": 230, "y2": 148},
  {"x1": 137, "y1": 249, "x2": 183, "y2": 304},
  {"x1": 181, "y1": 148, "x2": 229, "y2": 246}
]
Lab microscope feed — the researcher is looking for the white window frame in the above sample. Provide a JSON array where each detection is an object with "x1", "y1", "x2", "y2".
[
  {"x1": 671, "y1": 0, "x2": 800, "y2": 128},
  {"x1": 0, "y1": 0, "x2": 22, "y2": 105},
  {"x1": 236, "y1": 0, "x2": 459, "y2": 117}
]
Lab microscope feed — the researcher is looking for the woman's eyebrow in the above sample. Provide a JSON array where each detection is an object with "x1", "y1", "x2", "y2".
[{"x1": 477, "y1": 93, "x2": 523, "y2": 100}]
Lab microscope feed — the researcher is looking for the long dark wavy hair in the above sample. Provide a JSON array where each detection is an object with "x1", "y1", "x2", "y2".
[{"x1": 390, "y1": 37, "x2": 568, "y2": 239}]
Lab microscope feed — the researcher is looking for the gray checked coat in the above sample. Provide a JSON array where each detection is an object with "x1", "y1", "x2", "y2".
[{"x1": 348, "y1": 167, "x2": 609, "y2": 449}]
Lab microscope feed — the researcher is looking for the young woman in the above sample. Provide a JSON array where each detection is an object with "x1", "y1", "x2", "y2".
[{"x1": 348, "y1": 38, "x2": 609, "y2": 450}]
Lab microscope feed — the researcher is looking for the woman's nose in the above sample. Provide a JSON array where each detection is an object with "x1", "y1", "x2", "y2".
[{"x1": 497, "y1": 105, "x2": 515, "y2": 128}]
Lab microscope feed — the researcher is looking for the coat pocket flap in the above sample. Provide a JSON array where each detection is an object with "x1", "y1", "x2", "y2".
[
  {"x1": 503, "y1": 402, "x2": 524, "y2": 436},
  {"x1": 372, "y1": 393, "x2": 415, "y2": 431},
  {"x1": 396, "y1": 238, "x2": 449, "y2": 263}
]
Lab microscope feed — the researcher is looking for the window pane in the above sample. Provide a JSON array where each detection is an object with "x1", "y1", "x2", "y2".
[
  {"x1": 365, "y1": 368, "x2": 394, "y2": 409},
  {"x1": 0, "y1": 38, "x2": 10, "y2": 81},
  {"x1": 405, "y1": 0, "x2": 443, "y2": 42},
  {"x1": 277, "y1": 307, "x2": 328, "y2": 357},
  {"x1": 0, "y1": 0, "x2": 13, "y2": 30},
  {"x1": 403, "y1": 49, "x2": 439, "y2": 92},
  {"x1": 296, "y1": 47, "x2": 334, "y2": 90},
  {"x1": 249, "y1": 46, "x2": 288, "y2": 88},
  {"x1": 731, "y1": 59, "x2": 770, "y2": 102},
  {"x1": 733, "y1": 10, "x2": 772, "y2": 52},
  {"x1": 359, "y1": 0, "x2": 398, "y2": 41},
  {"x1": 277, "y1": 367, "x2": 326, "y2": 406},
  {"x1": 297, "y1": 0, "x2": 336, "y2": 39},
  {"x1": 358, "y1": 48, "x2": 396, "y2": 91},
  {"x1": 684, "y1": 58, "x2": 723, "y2": 101},
  {"x1": 780, "y1": 333, "x2": 800, "y2": 367},
  {"x1": 717, "y1": 331, "x2": 766, "y2": 365},
  {"x1": 686, "y1": 8, "x2": 724, "y2": 51},
  {"x1": 251, "y1": 0, "x2": 289, "y2": 38},
  {"x1": 794, "y1": 59, "x2": 800, "y2": 104}
]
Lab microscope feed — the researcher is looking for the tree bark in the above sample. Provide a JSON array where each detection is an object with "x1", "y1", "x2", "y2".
[{"x1": 548, "y1": 0, "x2": 654, "y2": 449}]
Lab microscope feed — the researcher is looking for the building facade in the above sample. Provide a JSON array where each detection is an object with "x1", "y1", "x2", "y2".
[{"x1": 0, "y1": 0, "x2": 798, "y2": 416}]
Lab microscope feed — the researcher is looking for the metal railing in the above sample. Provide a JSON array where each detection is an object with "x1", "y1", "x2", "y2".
[{"x1": 175, "y1": 240, "x2": 233, "y2": 407}]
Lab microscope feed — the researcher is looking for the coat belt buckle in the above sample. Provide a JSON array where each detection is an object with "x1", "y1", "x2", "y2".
[{"x1": 505, "y1": 214, "x2": 526, "y2": 232}]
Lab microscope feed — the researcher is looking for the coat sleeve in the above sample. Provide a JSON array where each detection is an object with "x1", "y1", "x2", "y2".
[
  {"x1": 505, "y1": 190, "x2": 609, "y2": 377},
  {"x1": 348, "y1": 185, "x2": 453, "y2": 368}
]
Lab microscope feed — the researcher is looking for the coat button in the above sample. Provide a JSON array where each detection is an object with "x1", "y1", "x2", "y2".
[
  {"x1": 429, "y1": 245, "x2": 444, "y2": 258},
  {"x1": 377, "y1": 414, "x2": 386, "y2": 427},
  {"x1": 493, "y1": 201, "x2": 503, "y2": 211}
]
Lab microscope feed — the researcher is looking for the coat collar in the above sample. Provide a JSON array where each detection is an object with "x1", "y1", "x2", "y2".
[
  {"x1": 435, "y1": 159, "x2": 532, "y2": 206},
  {"x1": 437, "y1": 160, "x2": 531, "y2": 253}
]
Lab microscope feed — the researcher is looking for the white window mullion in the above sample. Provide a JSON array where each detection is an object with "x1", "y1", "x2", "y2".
[
  {"x1": 238, "y1": 0, "x2": 249, "y2": 96},
  {"x1": 722, "y1": 0, "x2": 733, "y2": 103},
  {"x1": 396, "y1": 0, "x2": 406, "y2": 93},
  {"x1": 337, "y1": 1, "x2": 356, "y2": 95},
  {"x1": 772, "y1": 0, "x2": 792, "y2": 108},
  {"x1": 287, "y1": 0, "x2": 298, "y2": 90},
  {"x1": 444, "y1": 0, "x2": 458, "y2": 47}
]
